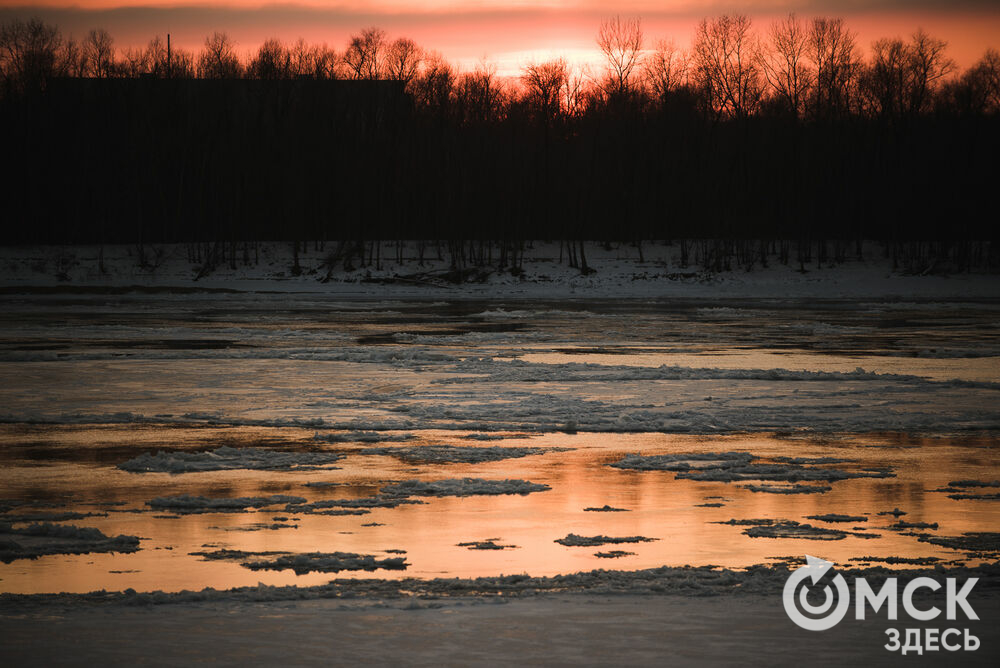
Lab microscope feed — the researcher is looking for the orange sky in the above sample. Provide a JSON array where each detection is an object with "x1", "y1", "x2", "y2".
[{"x1": 2, "y1": 1, "x2": 998, "y2": 74}]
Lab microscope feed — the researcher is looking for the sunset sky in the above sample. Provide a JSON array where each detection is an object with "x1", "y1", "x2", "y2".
[{"x1": 2, "y1": 1, "x2": 998, "y2": 74}]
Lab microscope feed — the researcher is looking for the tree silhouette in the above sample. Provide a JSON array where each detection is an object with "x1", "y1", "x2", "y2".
[
  {"x1": 384, "y1": 37, "x2": 421, "y2": 84},
  {"x1": 83, "y1": 28, "x2": 115, "y2": 78},
  {"x1": 597, "y1": 15, "x2": 643, "y2": 98},
  {"x1": 197, "y1": 32, "x2": 241, "y2": 79},
  {"x1": 692, "y1": 15, "x2": 765, "y2": 118},
  {"x1": 808, "y1": 18, "x2": 858, "y2": 118},
  {"x1": 763, "y1": 14, "x2": 812, "y2": 116},
  {"x1": 344, "y1": 27, "x2": 385, "y2": 80},
  {"x1": 644, "y1": 38, "x2": 688, "y2": 104},
  {"x1": 521, "y1": 59, "x2": 567, "y2": 121},
  {"x1": 250, "y1": 38, "x2": 291, "y2": 80}
]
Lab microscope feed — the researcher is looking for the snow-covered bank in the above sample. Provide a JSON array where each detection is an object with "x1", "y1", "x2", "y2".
[{"x1": 2, "y1": 242, "x2": 998, "y2": 299}]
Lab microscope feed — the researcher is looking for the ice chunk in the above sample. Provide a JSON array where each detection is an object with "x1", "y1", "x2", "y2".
[
  {"x1": 0, "y1": 522, "x2": 140, "y2": 562},
  {"x1": 120, "y1": 446, "x2": 344, "y2": 473},
  {"x1": 147, "y1": 494, "x2": 306, "y2": 514},
  {"x1": 380, "y1": 478, "x2": 550, "y2": 497},
  {"x1": 555, "y1": 534, "x2": 657, "y2": 547},
  {"x1": 358, "y1": 445, "x2": 558, "y2": 464}
]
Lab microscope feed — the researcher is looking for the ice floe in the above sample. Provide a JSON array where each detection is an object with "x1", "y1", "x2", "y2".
[
  {"x1": 312, "y1": 431, "x2": 415, "y2": 443},
  {"x1": 0, "y1": 522, "x2": 140, "y2": 562},
  {"x1": 610, "y1": 452, "x2": 894, "y2": 487},
  {"x1": 555, "y1": 534, "x2": 658, "y2": 547},
  {"x1": 916, "y1": 532, "x2": 1000, "y2": 557},
  {"x1": 715, "y1": 519, "x2": 878, "y2": 541},
  {"x1": 357, "y1": 445, "x2": 558, "y2": 464},
  {"x1": 120, "y1": 447, "x2": 345, "y2": 473},
  {"x1": 806, "y1": 514, "x2": 868, "y2": 523},
  {"x1": 379, "y1": 478, "x2": 550, "y2": 497},
  {"x1": 191, "y1": 549, "x2": 408, "y2": 574},
  {"x1": 147, "y1": 495, "x2": 306, "y2": 514},
  {"x1": 456, "y1": 539, "x2": 518, "y2": 550}
]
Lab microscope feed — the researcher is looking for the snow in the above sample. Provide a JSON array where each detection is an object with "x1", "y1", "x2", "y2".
[
  {"x1": 119, "y1": 446, "x2": 345, "y2": 473},
  {"x1": 2, "y1": 241, "x2": 997, "y2": 301}
]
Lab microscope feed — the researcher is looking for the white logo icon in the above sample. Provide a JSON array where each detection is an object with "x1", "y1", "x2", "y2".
[{"x1": 783, "y1": 555, "x2": 851, "y2": 631}]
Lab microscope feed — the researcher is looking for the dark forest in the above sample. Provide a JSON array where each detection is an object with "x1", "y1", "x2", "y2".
[{"x1": 2, "y1": 15, "x2": 998, "y2": 272}]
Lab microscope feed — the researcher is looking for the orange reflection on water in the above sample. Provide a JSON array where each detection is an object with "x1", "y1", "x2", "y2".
[{"x1": 0, "y1": 426, "x2": 997, "y2": 594}]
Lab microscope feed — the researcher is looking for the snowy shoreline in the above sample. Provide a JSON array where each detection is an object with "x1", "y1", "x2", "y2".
[{"x1": 2, "y1": 242, "x2": 998, "y2": 300}]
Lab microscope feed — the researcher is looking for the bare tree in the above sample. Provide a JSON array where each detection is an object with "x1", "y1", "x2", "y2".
[
  {"x1": 0, "y1": 18, "x2": 65, "y2": 91},
  {"x1": 597, "y1": 15, "x2": 643, "y2": 97},
  {"x1": 861, "y1": 37, "x2": 911, "y2": 119},
  {"x1": 384, "y1": 37, "x2": 421, "y2": 84},
  {"x1": 411, "y1": 51, "x2": 454, "y2": 110},
  {"x1": 944, "y1": 48, "x2": 1000, "y2": 114},
  {"x1": 343, "y1": 27, "x2": 385, "y2": 80},
  {"x1": 309, "y1": 43, "x2": 339, "y2": 79},
  {"x1": 140, "y1": 36, "x2": 192, "y2": 78},
  {"x1": 644, "y1": 38, "x2": 688, "y2": 102},
  {"x1": 563, "y1": 64, "x2": 592, "y2": 116},
  {"x1": 905, "y1": 29, "x2": 955, "y2": 114},
  {"x1": 808, "y1": 17, "x2": 858, "y2": 118},
  {"x1": 249, "y1": 38, "x2": 290, "y2": 79},
  {"x1": 861, "y1": 29, "x2": 955, "y2": 120},
  {"x1": 456, "y1": 61, "x2": 505, "y2": 122},
  {"x1": 198, "y1": 31, "x2": 241, "y2": 79},
  {"x1": 59, "y1": 36, "x2": 83, "y2": 77},
  {"x1": 521, "y1": 58, "x2": 568, "y2": 120},
  {"x1": 83, "y1": 28, "x2": 115, "y2": 78},
  {"x1": 692, "y1": 15, "x2": 765, "y2": 118},
  {"x1": 763, "y1": 14, "x2": 812, "y2": 116},
  {"x1": 166, "y1": 45, "x2": 195, "y2": 78},
  {"x1": 119, "y1": 46, "x2": 149, "y2": 77},
  {"x1": 288, "y1": 38, "x2": 322, "y2": 78}
]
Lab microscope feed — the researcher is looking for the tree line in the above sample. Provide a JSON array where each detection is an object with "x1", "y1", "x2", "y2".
[{"x1": 1, "y1": 15, "x2": 997, "y2": 273}]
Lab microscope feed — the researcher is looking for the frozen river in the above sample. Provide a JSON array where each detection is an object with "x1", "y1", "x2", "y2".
[{"x1": 1, "y1": 294, "x2": 998, "y2": 594}]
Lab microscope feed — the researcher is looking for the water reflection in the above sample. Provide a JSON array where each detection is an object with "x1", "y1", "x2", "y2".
[{"x1": 1, "y1": 426, "x2": 996, "y2": 594}]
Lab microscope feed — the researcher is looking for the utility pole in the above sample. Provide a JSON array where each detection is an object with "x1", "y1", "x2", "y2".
[{"x1": 167, "y1": 33, "x2": 172, "y2": 78}]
